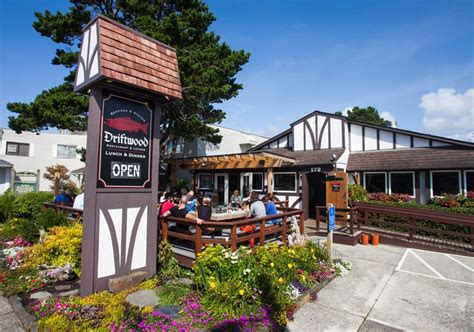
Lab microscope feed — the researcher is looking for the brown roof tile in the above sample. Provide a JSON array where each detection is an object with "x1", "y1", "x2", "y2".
[
  {"x1": 347, "y1": 148, "x2": 474, "y2": 171},
  {"x1": 74, "y1": 15, "x2": 182, "y2": 100}
]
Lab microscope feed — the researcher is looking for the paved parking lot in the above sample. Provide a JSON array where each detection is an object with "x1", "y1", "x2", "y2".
[{"x1": 289, "y1": 242, "x2": 474, "y2": 331}]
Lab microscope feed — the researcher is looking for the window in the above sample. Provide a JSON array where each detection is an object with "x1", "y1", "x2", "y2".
[
  {"x1": 390, "y1": 172, "x2": 414, "y2": 196},
  {"x1": 364, "y1": 172, "x2": 386, "y2": 193},
  {"x1": 466, "y1": 171, "x2": 474, "y2": 193},
  {"x1": 57, "y1": 144, "x2": 77, "y2": 159},
  {"x1": 198, "y1": 173, "x2": 212, "y2": 189},
  {"x1": 274, "y1": 172, "x2": 297, "y2": 192},
  {"x1": 252, "y1": 173, "x2": 263, "y2": 191},
  {"x1": 6, "y1": 142, "x2": 29, "y2": 156},
  {"x1": 431, "y1": 171, "x2": 460, "y2": 196}
]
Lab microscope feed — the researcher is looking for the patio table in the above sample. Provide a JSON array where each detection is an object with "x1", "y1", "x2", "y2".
[{"x1": 210, "y1": 210, "x2": 250, "y2": 221}]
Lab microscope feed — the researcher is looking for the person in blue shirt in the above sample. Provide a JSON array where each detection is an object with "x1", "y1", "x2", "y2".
[
  {"x1": 54, "y1": 190, "x2": 71, "y2": 205},
  {"x1": 263, "y1": 193, "x2": 279, "y2": 225},
  {"x1": 185, "y1": 190, "x2": 197, "y2": 212}
]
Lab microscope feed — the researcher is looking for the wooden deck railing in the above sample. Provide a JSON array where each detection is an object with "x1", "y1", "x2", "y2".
[
  {"x1": 354, "y1": 202, "x2": 473, "y2": 253},
  {"x1": 161, "y1": 207, "x2": 305, "y2": 265},
  {"x1": 315, "y1": 206, "x2": 358, "y2": 234},
  {"x1": 43, "y1": 202, "x2": 84, "y2": 222}
]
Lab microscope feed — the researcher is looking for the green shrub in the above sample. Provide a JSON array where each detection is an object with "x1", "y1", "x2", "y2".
[
  {"x1": 348, "y1": 184, "x2": 368, "y2": 204},
  {"x1": 0, "y1": 189, "x2": 16, "y2": 223},
  {"x1": 157, "y1": 240, "x2": 189, "y2": 279},
  {"x1": 157, "y1": 281, "x2": 193, "y2": 305},
  {"x1": 13, "y1": 191, "x2": 54, "y2": 219},
  {"x1": 26, "y1": 223, "x2": 82, "y2": 275},
  {"x1": 0, "y1": 210, "x2": 69, "y2": 243}
]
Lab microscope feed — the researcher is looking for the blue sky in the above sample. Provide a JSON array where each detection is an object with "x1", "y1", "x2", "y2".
[{"x1": 1, "y1": 0, "x2": 473, "y2": 140}]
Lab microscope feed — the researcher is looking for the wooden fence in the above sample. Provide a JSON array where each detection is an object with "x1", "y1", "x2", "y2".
[
  {"x1": 161, "y1": 207, "x2": 305, "y2": 267},
  {"x1": 43, "y1": 202, "x2": 83, "y2": 222}
]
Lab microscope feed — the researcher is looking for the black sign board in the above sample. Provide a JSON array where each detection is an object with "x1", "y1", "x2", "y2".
[{"x1": 98, "y1": 93, "x2": 153, "y2": 188}]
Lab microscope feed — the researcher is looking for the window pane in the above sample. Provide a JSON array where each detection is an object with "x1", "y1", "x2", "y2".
[
  {"x1": 198, "y1": 174, "x2": 212, "y2": 189},
  {"x1": 6, "y1": 143, "x2": 18, "y2": 155},
  {"x1": 365, "y1": 173, "x2": 386, "y2": 193},
  {"x1": 390, "y1": 173, "x2": 414, "y2": 196},
  {"x1": 432, "y1": 172, "x2": 459, "y2": 196},
  {"x1": 274, "y1": 173, "x2": 296, "y2": 192},
  {"x1": 18, "y1": 143, "x2": 30, "y2": 156},
  {"x1": 58, "y1": 145, "x2": 76, "y2": 158},
  {"x1": 466, "y1": 172, "x2": 474, "y2": 192},
  {"x1": 252, "y1": 173, "x2": 263, "y2": 191}
]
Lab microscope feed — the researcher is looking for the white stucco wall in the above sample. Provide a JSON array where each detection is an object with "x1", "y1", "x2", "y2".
[{"x1": 0, "y1": 129, "x2": 86, "y2": 191}]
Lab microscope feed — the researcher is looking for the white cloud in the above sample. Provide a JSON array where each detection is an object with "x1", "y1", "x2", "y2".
[{"x1": 420, "y1": 88, "x2": 474, "y2": 139}]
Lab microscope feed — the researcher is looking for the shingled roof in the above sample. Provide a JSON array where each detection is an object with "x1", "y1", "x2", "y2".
[
  {"x1": 74, "y1": 15, "x2": 182, "y2": 100},
  {"x1": 347, "y1": 148, "x2": 474, "y2": 171},
  {"x1": 258, "y1": 148, "x2": 345, "y2": 166}
]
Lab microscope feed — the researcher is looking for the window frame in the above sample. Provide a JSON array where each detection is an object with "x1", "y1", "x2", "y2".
[
  {"x1": 197, "y1": 173, "x2": 212, "y2": 190},
  {"x1": 430, "y1": 170, "x2": 461, "y2": 197},
  {"x1": 463, "y1": 170, "x2": 474, "y2": 194},
  {"x1": 56, "y1": 144, "x2": 77, "y2": 159},
  {"x1": 273, "y1": 172, "x2": 297, "y2": 193},
  {"x1": 6, "y1": 141, "x2": 29, "y2": 156},
  {"x1": 251, "y1": 172, "x2": 264, "y2": 191},
  {"x1": 363, "y1": 172, "x2": 387, "y2": 193},
  {"x1": 388, "y1": 171, "x2": 415, "y2": 197}
]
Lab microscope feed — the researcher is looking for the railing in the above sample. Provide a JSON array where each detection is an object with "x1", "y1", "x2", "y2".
[
  {"x1": 315, "y1": 206, "x2": 358, "y2": 235},
  {"x1": 161, "y1": 207, "x2": 305, "y2": 261},
  {"x1": 354, "y1": 202, "x2": 474, "y2": 252},
  {"x1": 43, "y1": 202, "x2": 84, "y2": 222}
]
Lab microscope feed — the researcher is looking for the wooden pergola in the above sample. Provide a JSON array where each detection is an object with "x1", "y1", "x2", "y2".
[{"x1": 166, "y1": 151, "x2": 296, "y2": 193}]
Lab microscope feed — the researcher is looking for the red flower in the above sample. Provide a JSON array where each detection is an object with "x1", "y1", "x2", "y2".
[{"x1": 298, "y1": 269, "x2": 304, "y2": 274}]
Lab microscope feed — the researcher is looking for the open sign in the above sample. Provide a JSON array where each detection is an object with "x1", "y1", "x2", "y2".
[
  {"x1": 331, "y1": 181, "x2": 341, "y2": 192},
  {"x1": 111, "y1": 162, "x2": 141, "y2": 179}
]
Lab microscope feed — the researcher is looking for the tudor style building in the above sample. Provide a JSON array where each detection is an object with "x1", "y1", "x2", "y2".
[{"x1": 167, "y1": 110, "x2": 474, "y2": 219}]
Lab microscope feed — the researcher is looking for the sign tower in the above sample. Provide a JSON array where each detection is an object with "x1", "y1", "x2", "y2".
[{"x1": 74, "y1": 15, "x2": 182, "y2": 295}]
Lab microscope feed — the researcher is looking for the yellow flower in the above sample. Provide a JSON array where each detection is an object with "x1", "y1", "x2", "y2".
[
  {"x1": 278, "y1": 277, "x2": 284, "y2": 283},
  {"x1": 270, "y1": 262, "x2": 274, "y2": 267},
  {"x1": 209, "y1": 281, "x2": 216, "y2": 289},
  {"x1": 301, "y1": 275, "x2": 306, "y2": 281},
  {"x1": 288, "y1": 263, "x2": 293, "y2": 269},
  {"x1": 239, "y1": 289, "x2": 245, "y2": 296}
]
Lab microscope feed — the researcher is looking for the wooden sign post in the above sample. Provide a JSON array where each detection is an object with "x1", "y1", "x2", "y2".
[{"x1": 74, "y1": 15, "x2": 182, "y2": 295}]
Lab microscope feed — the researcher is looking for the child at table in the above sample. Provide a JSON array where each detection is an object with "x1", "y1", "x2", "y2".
[{"x1": 198, "y1": 197, "x2": 222, "y2": 236}]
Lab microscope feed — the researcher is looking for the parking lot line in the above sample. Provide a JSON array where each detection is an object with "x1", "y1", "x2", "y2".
[
  {"x1": 444, "y1": 254, "x2": 474, "y2": 272},
  {"x1": 394, "y1": 248, "x2": 409, "y2": 271},
  {"x1": 395, "y1": 268, "x2": 474, "y2": 286},
  {"x1": 409, "y1": 250, "x2": 446, "y2": 279}
]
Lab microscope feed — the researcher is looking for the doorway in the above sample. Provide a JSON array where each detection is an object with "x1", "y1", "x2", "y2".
[
  {"x1": 241, "y1": 173, "x2": 251, "y2": 198},
  {"x1": 229, "y1": 173, "x2": 241, "y2": 199},
  {"x1": 306, "y1": 172, "x2": 326, "y2": 219},
  {"x1": 215, "y1": 173, "x2": 228, "y2": 206}
]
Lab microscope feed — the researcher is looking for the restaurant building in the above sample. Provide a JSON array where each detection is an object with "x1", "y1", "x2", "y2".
[{"x1": 167, "y1": 110, "x2": 474, "y2": 219}]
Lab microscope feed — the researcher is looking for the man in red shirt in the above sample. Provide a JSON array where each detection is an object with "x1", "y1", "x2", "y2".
[{"x1": 159, "y1": 192, "x2": 175, "y2": 216}]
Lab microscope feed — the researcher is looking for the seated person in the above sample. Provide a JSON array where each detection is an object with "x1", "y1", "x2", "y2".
[
  {"x1": 229, "y1": 190, "x2": 243, "y2": 208},
  {"x1": 163, "y1": 196, "x2": 203, "y2": 231},
  {"x1": 73, "y1": 192, "x2": 84, "y2": 210},
  {"x1": 159, "y1": 192, "x2": 175, "y2": 216},
  {"x1": 198, "y1": 197, "x2": 222, "y2": 236},
  {"x1": 262, "y1": 193, "x2": 279, "y2": 225},
  {"x1": 185, "y1": 190, "x2": 198, "y2": 212},
  {"x1": 249, "y1": 191, "x2": 266, "y2": 218},
  {"x1": 54, "y1": 191, "x2": 71, "y2": 205}
]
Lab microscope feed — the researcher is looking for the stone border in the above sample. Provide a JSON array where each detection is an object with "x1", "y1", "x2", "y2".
[
  {"x1": 293, "y1": 273, "x2": 337, "y2": 313},
  {"x1": 8, "y1": 295, "x2": 38, "y2": 332}
]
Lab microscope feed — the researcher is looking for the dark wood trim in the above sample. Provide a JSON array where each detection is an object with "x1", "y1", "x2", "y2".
[
  {"x1": 342, "y1": 120, "x2": 346, "y2": 149},
  {"x1": 315, "y1": 115, "x2": 319, "y2": 149},
  {"x1": 410, "y1": 136, "x2": 414, "y2": 148},
  {"x1": 362, "y1": 126, "x2": 366, "y2": 151},
  {"x1": 429, "y1": 139, "x2": 433, "y2": 147},
  {"x1": 328, "y1": 118, "x2": 332, "y2": 149},
  {"x1": 304, "y1": 119, "x2": 316, "y2": 150},
  {"x1": 347, "y1": 122, "x2": 351, "y2": 151},
  {"x1": 317, "y1": 118, "x2": 329, "y2": 149},
  {"x1": 376, "y1": 129, "x2": 380, "y2": 150},
  {"x1": 303, "y1": 122, "x2": 306, "y2": 151},
  {"x1": 393, "y1": 132, "x2": 396, "y2": 149}
]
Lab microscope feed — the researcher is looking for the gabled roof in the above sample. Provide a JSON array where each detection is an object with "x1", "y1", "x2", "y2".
[
  {"x1": 257, "y1": 148, "x2": 345, "y2": 166},
  {"x1": 248, "y1": 128, "x2": 292, "y2": 152}
]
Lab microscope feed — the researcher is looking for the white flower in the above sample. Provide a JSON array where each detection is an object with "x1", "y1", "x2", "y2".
[{"x1": 243, "y1": 268, "x2": 251, "y2": 275}]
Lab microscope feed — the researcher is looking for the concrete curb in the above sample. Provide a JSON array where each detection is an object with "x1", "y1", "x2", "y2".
[{"x1": 8, "y1": 295, "x2": 38, "y2": 332}]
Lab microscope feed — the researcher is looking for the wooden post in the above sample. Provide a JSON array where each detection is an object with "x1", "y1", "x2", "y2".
[
  {"x1": 161, "y1": 219, "x2": 168, "y2": 241},
  {"x1": 299, "y1": 211, "x2": 305, "y2": 234},
  {"x1": 259, "y1": 220, "x2": 265, "y2": 245},
  {"x1": 282, "y1": 215, "x2": 288, "y2": 245},
  {"x1": 316, "y1": 207, "x2": 320, "y2": 231},
  {"x1": 267, "y1": 167, "x2": 273, "y2": 193},
  {"x1": 231, "y1": 225, "x2": 237, "y2": 251},
  {"x1": 408, "y1": 217, "x2": 415, "y2": 241},
  {"x1": 195, "y1": 224, "x2": 202, "y2": 255}
]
